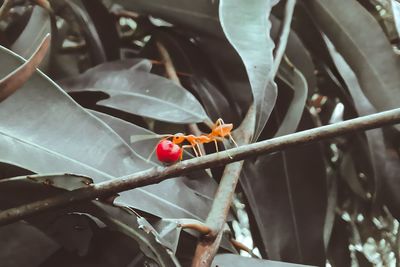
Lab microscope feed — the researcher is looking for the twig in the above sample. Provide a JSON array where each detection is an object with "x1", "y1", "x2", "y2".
[
  {"x1": 0, "y1": 34, "x2": 51, "y2": 102},
  {"x1": 156, "y1": 41, "x2": 181, "y2": 85},
  {"x1": 270, "y1": 0, "x2": 297, "y2": 79},
  {"x1": 0, "y1": 108, "x2": 399, "y2": 225}
]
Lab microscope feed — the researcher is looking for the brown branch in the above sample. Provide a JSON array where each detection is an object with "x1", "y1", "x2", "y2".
[
  {"x1": 0, "y1": 34, "x2": 51, "y2": 102},
  {"x1": 0, "y1": 108, "x2": 399, "y2": 226},
  {"x1": 156, "y1": 41, "x2": 181, "y2": 85}
]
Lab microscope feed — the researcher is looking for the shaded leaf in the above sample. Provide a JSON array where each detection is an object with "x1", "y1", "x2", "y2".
[
  {"x1": 240, "y1": 111, "x2": 327, "y2": 265},
  {"x1": 327, "y1": 218, "x2": 351, "y2": 267},
  {"x1": 63, "y1": 1, "x2": 107, "y2": 65},
  {"x1": 0, "y1": 222, "x2": 59, "y2": 267},
  {"x1": 305, "y1": 0, "x2": 400, "y2": 121},
  {"x1": 59, "y1": 59, "x2": 209, "y2": 124},
  {"x1": 219, "y1": 0, "x2": 279, "y2": 139},
  {"x1": 212, "y1": 254, "x2": 313, "y2": 267},
  {"x1": 275, "y1": 60, "x2": 308, "y2": 137},
  {"x1": 270, "y1": 15, "x2": 316, "y2": 96},
  {"x1": 81, "y1": 0, "x2": 120, "y2": 61},
  {"x1": 91, "y1": 201, "x2": 181, "y2": 266},
  {"x1": 324, "y1": 36, "x2": 400, "y2": 217},
  {"x1": 141, "y1": 30, "x2": 238, "y2": 123},
  {"x1": 11, "y1": 6, "x2": 51, "y2": 68},
  {"x1": 0, "y1": 174, "x2": 178, "y2": 267},
  {"x1": 111, "y1": 0, "x2": 221, "y2": 37},
  {"x1": 0, "y1": 34, "x2": 50, "y2": 102},
  {"x1": 44, "y1": 213, "x2": 95, "y2": 256}
]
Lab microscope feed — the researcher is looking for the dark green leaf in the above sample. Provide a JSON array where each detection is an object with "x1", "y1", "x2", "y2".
[
  {"x1": 305, "y1": 0, "x2": 400, "y2": 119},
  {"x1": 0, "y1": 222, "x2": 59, "y2": 267},
  {"x1": 275, "y1": 60, "x2": 308, "y2": 137},
  {"x1": 324, "y1": 37, "x2": 400, "y2": 216},
  {"x1": 111, "y1": 0, "x2": 221, "y2": 37},
  {"x1": 240, "y1": 111, "x2": 327, "y2": 265}
]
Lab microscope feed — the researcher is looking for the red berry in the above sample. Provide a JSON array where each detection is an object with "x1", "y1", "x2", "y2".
[{"x1": 156, "y1": 140, "x2": 182, "y2": 163}]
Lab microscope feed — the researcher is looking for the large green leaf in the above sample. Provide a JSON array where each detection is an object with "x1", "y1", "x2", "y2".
[
  {"x1": 305, "y1": 0, "x2": 400, "y2": 119},
  {"x1": 219, "y1": 0, "x2": 279, "y2": 139},
  {"x1": 58, "y1": 59, "x2": 210, "y2": 124},
  {"x1": 0, "y1": 45, "x2": 211, "y2": 220}
]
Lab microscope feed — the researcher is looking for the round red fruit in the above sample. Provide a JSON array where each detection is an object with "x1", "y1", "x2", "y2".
[{"x1": 156, "y1": 140, "x2": 182, "y2": 163}]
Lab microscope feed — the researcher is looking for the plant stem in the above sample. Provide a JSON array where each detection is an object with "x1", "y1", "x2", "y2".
[
  {"x1": 192, "y1": 103, "x2": 255, "y2": 266},
  {"x1": 192, "y1": 0, "x2": 297, "y2": 265},
  {"x1": 0, "y1": 108, "x2": 399, "y2": 226}
]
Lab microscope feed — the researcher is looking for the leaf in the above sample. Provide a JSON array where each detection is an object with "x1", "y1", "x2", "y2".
[
  {"x1": 64, "y1": 1, "x2": 107, "y2": 65},
  {"x1": 58, "y1": 59, "x2": 209, "y2": 124},
  {"x1": 0, "y1": 174, "x2": 179, "y2": 267},
  {"x1": 275, "y1": 60, "x2": 308, "y2": 137},
  {"x1": 0, "y1": 34, "x2": 50, "y2": 102},
  {"x1": 0, "y1": 45, "x2": 212, "y2": 220},
  {"x1": 327, "y1": 218, "x2": 351, "y2": 267},
  {"x1": 91, "y1": 110, "x2": 219, "y2": 219},
  {"x1": 240, "y1": 111, "x2": 327, "y2": 265},
  {"x1": 90, "y1": 201, "x2": 181, "y2": 266},
  {"x1": 111, "y1": 0, "x2": 221, "y2": 37},
  {"x1": 270, "y1": 15, "x2": 316, "y2": 97},
  {"x1": 0, "y1": 222, "x2": 59, "y2": 267},
  {"x1": 305, "y1": 0, "x2": 400, "y2": 121},
  {"x1": 11, "y1": 6, "x2": 51, "y2": 68},
  {"x1": 141, "y1": 30, "x2": 239, "y2": 123},
  {"x1": 323, "y1": 36, "x2": 400, "y2": 216},
  {"x1": 212, "y1": 254, "x2": 314, "y2": 267},
  {"x1": 219, "y1": 0, "x2": 279, "y2": 139},
  {"x1": 90, "y1": 110, "x2": 158, "y2": 161}
]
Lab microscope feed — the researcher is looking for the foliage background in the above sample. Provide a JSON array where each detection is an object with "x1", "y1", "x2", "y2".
[{"x1": 1, "y1": 0, "x2": 400, "y2": 266}]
